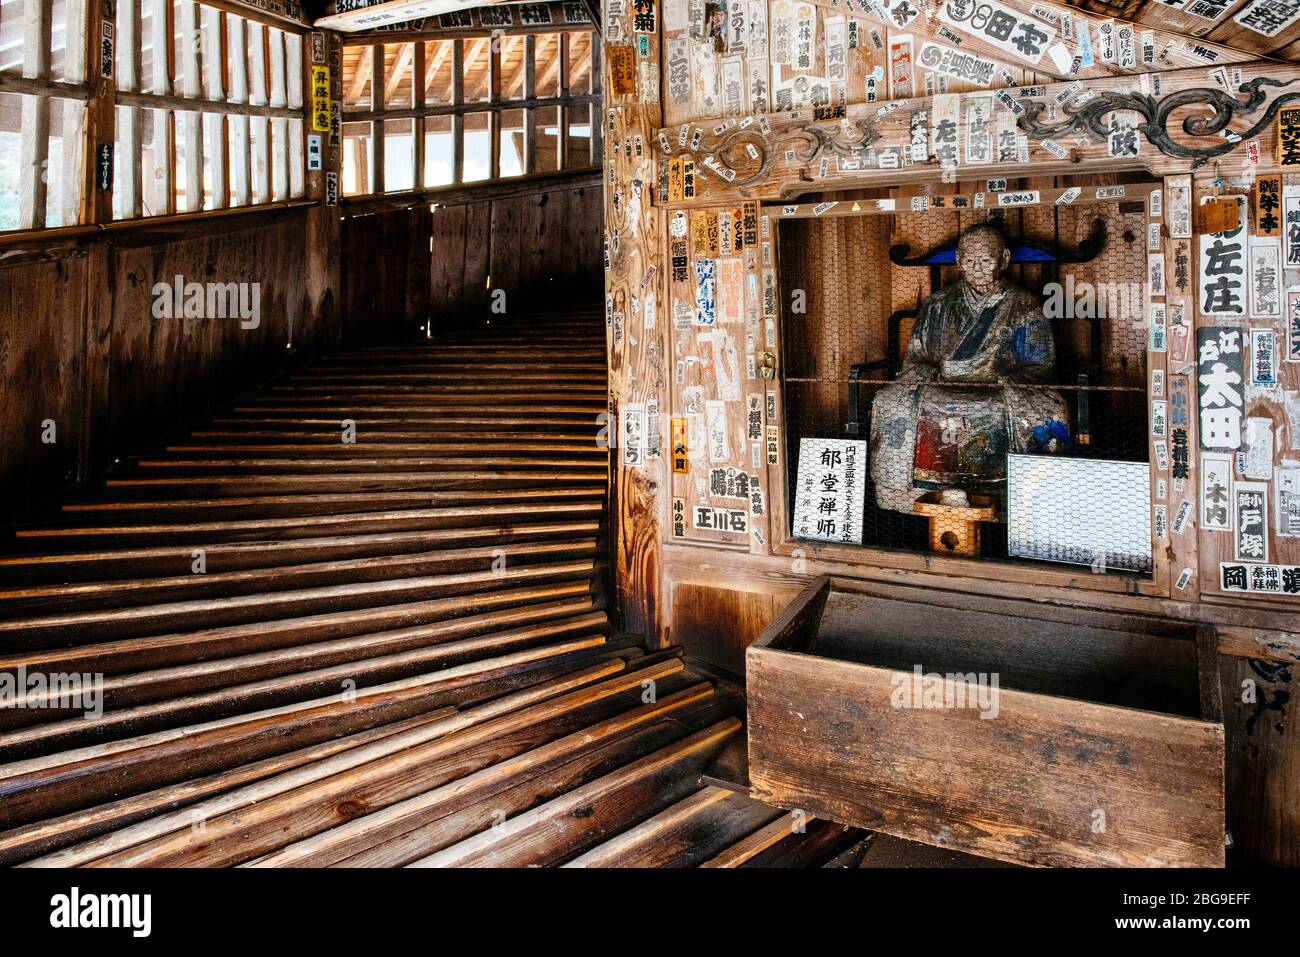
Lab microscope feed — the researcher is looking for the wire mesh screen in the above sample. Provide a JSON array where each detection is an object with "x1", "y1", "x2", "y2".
[{"x1": 777, "y1": 204, "x2": 1152, "y2": 573}]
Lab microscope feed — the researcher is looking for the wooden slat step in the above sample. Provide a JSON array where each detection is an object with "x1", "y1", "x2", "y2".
[
  {"x1": 0, "y1": 523, "x2": 601, "y2": 584},
  {"x1": 130, "y1": 456, "x2": 602, "y2": 474},
  {"x1": 408, "y1": 718, "x2": 742, "y2": 867},
  {"x1": 0, "y1": 559, "x2": 600, "y2": 644},
  {"x1": 45, "y1": 657, "x2": 685, "y2": 867},
  {"x1": 13, "y1": 502, "x2": 603, "y2": 545},
  {"x1": 162, "y1": 442, "x2": 605, "y2": 456},
  {"x1": 0, "y1": 603, "x2": 605, "y2": 721},
  {"x1": 240, "y1": 398, "x2": 606, "y2": 411},
  {"x1": 181, "y1": 431, "x2": 600, "y2": 444},
  {"x1": 563, "y1": 786, "x2": 784, "y2": 868},
  {"x1": 58, "y1": 488, "x2": 603, "y2": 521},
  {"x1": 0, "y1": 618, "x2": 612, "y2": 755},
  {"x1": 247, "y1": 681, "x2": 720, "y2": 868},
  {"x1": 327, "y1": 699, "x2": 729, "y2": 868},
  {"x1": 0, "y1": 707, "x2": 458, "y2": 866},
  {"x1": 210, "y1": 415, "x2": 600, "y2": 429},
  {"x1": 0, "y1": 649, "x2": 629, "y2": 834},
  {"x1": 0, "y1": 539, "x2": 601, "y2": 613},
  {"x1": 1, "y1": 580, "x2": 598, "y2": 673},
  {"x1": 97, "y1": 471, "x2": 608, "y2": 497}
]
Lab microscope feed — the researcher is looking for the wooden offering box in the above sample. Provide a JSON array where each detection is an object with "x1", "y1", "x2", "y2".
[{"x1": 746, "y1": 577, "x2": 1225, "y2": 868}]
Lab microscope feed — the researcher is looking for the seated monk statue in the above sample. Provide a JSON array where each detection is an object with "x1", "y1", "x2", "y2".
[{"x1": 869, "y1": 222, "x2": 1071, "y2": 514}]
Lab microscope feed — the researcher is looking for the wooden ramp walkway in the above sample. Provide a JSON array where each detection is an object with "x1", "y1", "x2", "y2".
[{"x1": 0, "y1": 314, "x2": 863, "y2": 868}]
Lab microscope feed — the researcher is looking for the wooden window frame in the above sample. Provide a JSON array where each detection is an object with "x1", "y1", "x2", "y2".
[
  {"x1": 0, "y1": 0, "x2": 311, "y2": 236},
  {"x1": 339, "y1": 27, "x2": 600, "y2": 199}
]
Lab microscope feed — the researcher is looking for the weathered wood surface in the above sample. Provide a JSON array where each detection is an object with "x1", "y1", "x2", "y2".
[{"x1": 748, "y1": 642, "x2": 1226, "y2": 867}]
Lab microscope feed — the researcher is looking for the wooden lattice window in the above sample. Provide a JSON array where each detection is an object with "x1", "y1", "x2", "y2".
[{"x1": 340, "y1": 26, "x2": 600, "y2": 197}]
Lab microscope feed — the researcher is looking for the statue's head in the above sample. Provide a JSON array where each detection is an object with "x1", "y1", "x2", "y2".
[{"x1": 956, "y1": 223, "x2": 1011, "y2": 295}]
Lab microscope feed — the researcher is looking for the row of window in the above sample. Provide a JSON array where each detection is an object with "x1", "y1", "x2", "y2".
[
  {"x1": 339, "y1": 32, "x2": 600, "y2": 197},
  {"x1": 1, "y1": 0, "x2": 307, "y2": 231}
]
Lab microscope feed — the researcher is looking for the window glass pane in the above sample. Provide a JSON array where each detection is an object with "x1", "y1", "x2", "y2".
[
  {"x1": 174, "y1": 110, "x2": 202, "y2": 211},
  {"x1": 0, "y1": 2, "x2": 25, "y2": 76},
  {"x1": 424, "y1": 40, "x2": 455, "y2": 106},
  {"x1": 113, "y1": 104, "x2": 142, "y2": 220},
  {"x1": 341, "y1": 44, "x2": 372, "y2": 110},
  {"x1": 143, "y1": 106, "x2": 170, "y2": 215},
  {"x1": 0, "y1": 92, "x2": 19, "y2": 229},
  {"x1": 499, "y1": 34, "x2": 526, "y2": 101},
  {"x1": 424, "y1": 115, "x2": 454, "y2": 187},
  {"x1": 342, "y1": 120, "x2": 374, "y2": 195},
  {"x1": 202, "y1": 112, "x2": 226, "y2": 208},
  {"x1": 565, "y1": 103, "x2": 591, "y2": 169},
  {"x1": 498, "y1": 108, "x2": 525, "y2": 178},
  {"x1": 535, "y1": 34, "x2": 560, "y2": 97},
  {"x1": 384, "y1": 117, "x2": 415, "y2": 192},
  {"x1": 535, "y1": 105, "x2": 560, "y2": 172},
  {"x1": 566, "y1": 31, "x2": 592, "y2": 94},
  {"x1": 463, "y1": 111, "x2": 490, "y2": 182},
  {"x1": 462, "y1": 38, "x2": 490, "y2": 104},
  {"x1": 249, "y1": 114, "x2": 270, "y2": 203},
  {"x1": 384, "y1": 42, "x2": 414, "y2": 109}
]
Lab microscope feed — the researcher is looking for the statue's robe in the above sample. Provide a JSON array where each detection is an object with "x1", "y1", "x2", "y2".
[{"x1": 869, "y1": 278, "x2": 1071, "y2": 513}]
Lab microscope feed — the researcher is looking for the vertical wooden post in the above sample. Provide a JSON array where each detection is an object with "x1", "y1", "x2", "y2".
[
  {"x1": 413, "y1": 40, "x2": 426, "y2": 191},
  {"x1": 176, "y1": 0, "x2": 202, "y2": 210},
  {"x1": 228, "y1": 16, "x2": 252, "y2": 206},
  {"x1": 524, "y1": 34, "x2": 537, "y2": 176},
  {"x1": 371, "y1": 42, "x2": 385, "y2": 193},
  {"x1": 558, "y1": 32, "x2": 570, "y2": 170},
  {"x1": 116, "y1": 0, "x2": 145, "y2": 219},
  {"x1": 489, "y1": 31, "x2": 502, "y2": 180},
  {"x1": 602, "y1": 6, "x2": 665, "y2": 642},
  {"x1": 18, "y1": 0, "x2": 53, "y2": 229},
  {"x1": 202, "y1": 5, "x2": 227, "y2": 208},
  {"x1": 452, "y1": 39, "x2": 464, "y2": 185}
]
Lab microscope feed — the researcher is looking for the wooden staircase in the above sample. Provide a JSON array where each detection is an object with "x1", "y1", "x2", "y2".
[{"x1": 0, "y1": 313, "x2": 864, "y2": 868}]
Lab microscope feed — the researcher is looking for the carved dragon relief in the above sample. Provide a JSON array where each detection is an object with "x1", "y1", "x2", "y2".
[
  {"x1": 693, "y1": 114, "x2": 884, "y2": 192},
  {"x1": 1016, "y1": 77, "x2": 1300, "y2": 167},
  {"x1": 665, "y1": 76, "x2": 1300, "y2": 193}
]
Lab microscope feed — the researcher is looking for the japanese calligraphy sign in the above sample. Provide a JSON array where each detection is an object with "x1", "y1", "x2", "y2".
[
  {"x1": 1248, "y1": 239, "x2": 1283, "y2": 319},
  {"x1": 1220, "y1": 562, "x2": 1300, "y2": 594},
  {"x1": 1285, "y1": 189, "x2": 1300, "y2": 267},
  {"x1": 1197, "y1": 327, "x2": 1245, "y2": 450},
  {"x1": 1277, "y1": 105, "x2": 1300, "y2": 167},
  {"x1": 1168, "y1": 176, "x2": 1193, "y2": 239},
  {"x1": 938, "y1": 0, "x2": 1055, "y2": 66},
  {"x1": 1199, "y1": 196, "x2": 1247, "y2": 318},
  {"x1": 1201, "y1": 453, "x2": 1233, "y2": 530},
  {"x1": 672, "y1": 417, "x2": 689, "y2": 474},
  {"x1": 1233, "y1": 481, "x2": 1269, "y2": 563},
  {"x1": 1288, "y1": 291, "x2": 1300, "y2": 362},
  {"x1": 917, "y1": 40, "x2": 997, "y2": 88},
  {"x1": 1250, "y1": 327, "x2": 1278, "y2": 386},
  {"x1": 609, "y1": 46, "x2": 637, "y2": 95},
  {"x1": 310, "y1": 66, "x2": 331, "y2": 133},
  {"x1": 622, "y1": 402, "x2": 646, "y2": 468},
  {"x1": 693, "y1": 505, "x2": 748, "y2": 534},
  {"x1": 1256, "y1": 175, "x2": 1282, "y2": 237},
  {"x1": 632, "y1": 0, "x2": 656, "y2": 32},
  {"x1": 1234, "y1": 0, "x2": 1300, "y2": 36},
  {"x1": 792, "y1": 438, "x2": 866, "y2": 545}
]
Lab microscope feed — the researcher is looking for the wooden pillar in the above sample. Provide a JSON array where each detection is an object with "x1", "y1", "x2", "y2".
[{"x1": 602, "y1": 6, "x2": 665, "y2": 643}]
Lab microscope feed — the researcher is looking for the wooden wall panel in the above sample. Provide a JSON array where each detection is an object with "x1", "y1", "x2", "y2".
[
  {"x1": 425, "y1": 182, "x2": 604, "y2": 331},
  {"x1": 340, "y1": 205, "x2": 434, "y2": 345},
  {"x1": 0, "y1": 251, "x2": 90, "y2": 519},
  {"x1": 1, "y1": 209, "x2": 338, "y2": 524}
]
